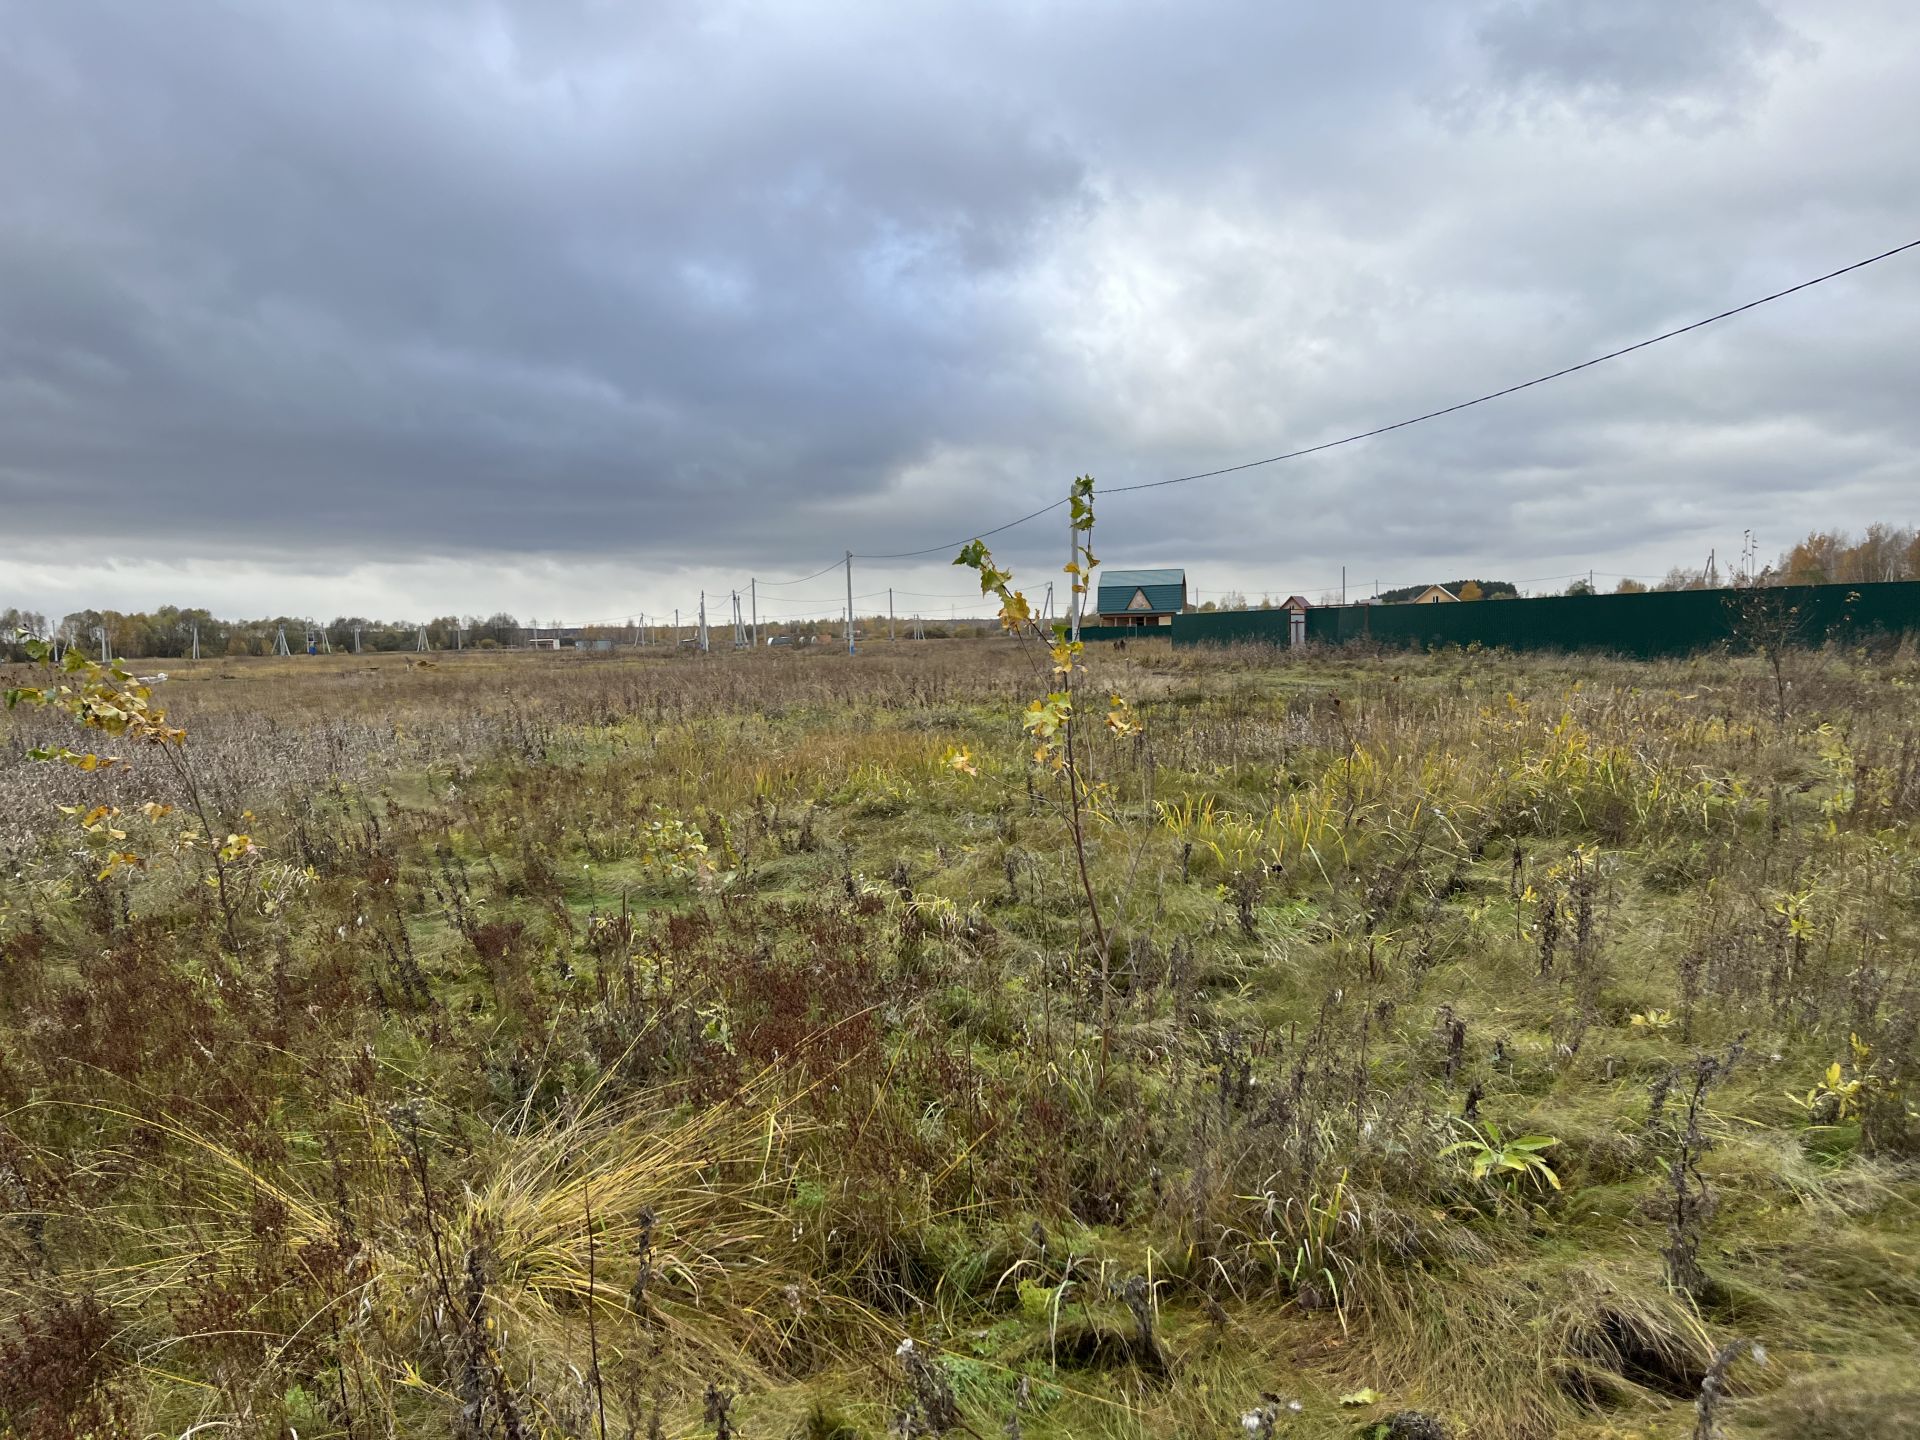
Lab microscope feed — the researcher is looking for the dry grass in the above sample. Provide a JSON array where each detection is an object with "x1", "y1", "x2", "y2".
[{"x1": 2, "y1": 635, "x2": 1917, "y2": 1437}]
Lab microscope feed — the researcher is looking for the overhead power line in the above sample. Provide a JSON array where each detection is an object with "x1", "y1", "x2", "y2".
[
  {"x1": 1106, "y1": 237, "x2": 1920, "y2": 497},
  {"x1": 854, "y1": 496, "x2": 1072, "y2": 562},
  {"x1": 842, "y1": 235, "x2": 1920, "y2": 557},
  {"x1": 754, "y1": 558, "x2": 846, "y2": 586},
  {"x1": 562, "y1": 236, "x2": 1920, "y2": 631}
]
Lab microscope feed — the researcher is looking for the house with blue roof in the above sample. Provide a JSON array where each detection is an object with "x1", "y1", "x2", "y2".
[{"x1": 1095, "y1": 568, "x2": 1187, "y2": 628}]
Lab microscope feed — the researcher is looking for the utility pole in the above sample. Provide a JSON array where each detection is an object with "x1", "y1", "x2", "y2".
[
  {"x1": 274, "y1": 625, "x2": 290, "y2": 657},
  {"x1": 190, "y1": 623, "x2": 200, "y2": 661},
  {"x1": 353, "y1": 625, "x2": 362, "y2": 654},
  {"x1": 889, "y1": 587, "x2": 895, "y2": 642},
  {"x1": 750, "y1": 579, "x2": 757, "y2": 647},
  {"x1": 698, "y1": 592, "x2": 709, "y2": 654},
  {"x1": 844, "y1": 550, "x2": 855, "y2": 655},
  {"x1": 1342, "y1": 567, "x2": 1346, "y2": 606},
  {"x1": 416, "y1": 625, "x2": 429, "y2": 652}
]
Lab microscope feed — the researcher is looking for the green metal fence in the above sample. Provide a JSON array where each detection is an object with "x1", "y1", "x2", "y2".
[
  {"x1": 1171, "y1": 581, "x2": 1920, "y2": 657},
  {"x1": 1078, "y1": 624, "x2": 1171, "y2": 642},
  {"x1": 1173, "y1": 610, "x2": 1298, "y2": 648}
]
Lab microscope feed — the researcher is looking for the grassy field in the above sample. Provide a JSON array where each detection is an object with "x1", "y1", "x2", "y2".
[{"x1": 2, "y1": 636, "x2": 1917, "y2": 1439}]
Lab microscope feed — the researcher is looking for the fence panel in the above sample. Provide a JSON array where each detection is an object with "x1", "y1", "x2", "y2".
[
  {"x1": 1078, "y1": 624, "x2": 1172, "y2": 642},
  {"x1": 1171, "y1": 581, "x2": 1920, "y2": 655}
]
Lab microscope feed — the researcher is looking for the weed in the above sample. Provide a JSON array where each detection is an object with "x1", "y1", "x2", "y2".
[
  {"x1": 3, "y1": 634, "x2": 1918, "y2": 1438},
  {"x1": 1441, "y1": 1120, "x2": 1561, "y2": 1196}
]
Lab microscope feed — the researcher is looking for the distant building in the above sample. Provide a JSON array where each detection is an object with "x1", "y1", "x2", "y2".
[
  {"x1": 525, "y1": 625, "x2": 616, "y2": 649},
  {"x1": 1404, "y1": 585, "x2": 1459, "y2": 605},
  {"x1": 1095, "y1": 568, "x2": 1187, "y2": 628},
  {"x1": 1281, "y1": 595, "x2": 1311, "y2": 649}
]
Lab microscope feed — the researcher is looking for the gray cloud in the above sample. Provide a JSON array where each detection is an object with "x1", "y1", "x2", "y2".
[
  {"x1": 1, "y1": 0, "x2": 1917, "y2": 618},
  {"x1": 1473, "y1": 0, "x2": 1797, "y2": 125}
]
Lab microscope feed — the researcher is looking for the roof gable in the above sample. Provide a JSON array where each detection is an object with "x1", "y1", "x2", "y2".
[{"x1": 1096, "y1": 567, "x2": 1186, "y2": 615}]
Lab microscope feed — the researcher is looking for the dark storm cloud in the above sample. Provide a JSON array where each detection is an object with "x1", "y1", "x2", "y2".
[
  {"x1": 1, "y1": 0, "x2": 1916, "y2": 607},
  {"x1": 0, "y1": 2, "x2": 1086, "y2": 556}
]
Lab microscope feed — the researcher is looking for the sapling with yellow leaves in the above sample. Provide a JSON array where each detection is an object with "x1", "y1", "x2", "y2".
[
  {"x1": 953, "y1": 475, "x2": 1140, "y2": 1066},
  {"x1": 5, "y1": 630, "x2": 256, "y2": 950},
  {"x1": 1793, "y1": 1034, "x2": 1909, "y2": 1141}
]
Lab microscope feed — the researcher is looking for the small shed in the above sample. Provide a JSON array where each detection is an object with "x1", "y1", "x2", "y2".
[
  {"x1": 1281, "y1": 595, "x2": 1311, "y2": 649},
  {"x1": 1095, "y1": 568, "x2": 1187, "y2": 628}
]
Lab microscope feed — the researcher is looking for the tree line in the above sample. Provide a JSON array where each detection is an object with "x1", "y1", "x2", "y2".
[
  {"x1": 1771, "y1": 523, "x2": 1920, "y2": 586},
  {"x1": 0, "y1": 606, "x2": 1001, "y2": 661},
  {"x1": 0, "y1": 607, "x2": 529, "y2": 661},
  {"x1": 1588, "y1": 522, "x2": 1920, "y2": 596},
  {"x1": 8, "y1": 524, "x2": 1911, "y2": 659}
]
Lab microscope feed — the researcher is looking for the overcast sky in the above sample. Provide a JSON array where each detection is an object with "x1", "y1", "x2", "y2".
[{"x1": 3, "y1": 0, "x2": 1917, "y2": 623}]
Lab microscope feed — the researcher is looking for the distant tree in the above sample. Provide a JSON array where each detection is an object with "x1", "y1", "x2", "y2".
[
  {"x1": 1781, "y1": 531, "x2": 1842, "y2": 585},
  {"x1": 1217, "y1": 590, "x2": 1249, "y2": 611},
  {"x1": 1614, "y1": 578, "x2": 1649, "y2": 594},
  {"x1": 1776, "y1": 523, "x2": 1917, "y2": 586},
  {"x1": 1655, "y1": 567, "x2": 1710, "y2": 592},
  {"x1": 183, "y1": 608, "x2": 222, "y2": 656},
  {"x1": 1378, "y1": 578, "x2": 1516, "y2": 603},
  {"x1": 1564, "y1": 579, "x2": 1595, "y2": 597},
  {"x1": 1854, "y1": 523, "x2": 1910, "y2": 582},
  {"x1": 473, "y1": 613, "x2": 521, "y2": 647},
  {"x1": 0, "y1": 609, "x2": 49, "y2": 660},
  {"x1": 60, "y1": 610, "x2": 116, "y2": 659},
  {"x1": 1457, "y1": 580, "x2": 1484, "y2": 601}
]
